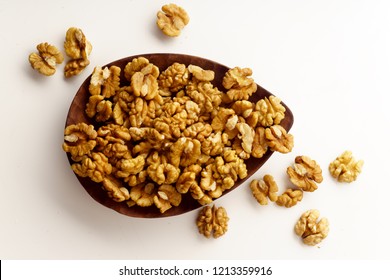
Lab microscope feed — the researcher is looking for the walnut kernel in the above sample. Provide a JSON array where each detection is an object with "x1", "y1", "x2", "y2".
[
  {"x1": 196, "y1": 205, "x2": 229, "y2": 238},
  {"x1": 329, "y1": 151, "x2": 364, "y2": 183},
  {"x1": 29, "y1": 42, "x2": 64, "y2": 76},
  {"x1": 156, "y1": 3, "x2": 190, "y2": 37},
  {"x1": 295, "y1": 209, "x2": 329, "y2": 246}
]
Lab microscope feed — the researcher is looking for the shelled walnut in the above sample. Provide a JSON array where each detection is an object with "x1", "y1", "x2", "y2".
[
  {"x1": 295, "y1": 209, "x2": 329, "y2": 246},
  {"x1": 156, "y1": 3, "x2": 190, "y2": 37},
  {"x1": 28, "y1": 42, "x2": 64, "y2": 76},
  {"x1": 196, "y1": 205, "x2": 229, "y2": 238},
  {"x1": 329, "y1": 151, "x2": 363, "y2": 183},
  {"x1": 250, "y1": 175, "x2": 278, "y2": 205},
  {"x1": 287, "y1": 156, "x2": 323, "y2": 192},
  {"x1": 64, "y1": 27, "x2": 92, "y2": 77},
  {"x1": 276, "y1": 188, "x2": 303, "y2": 208}
]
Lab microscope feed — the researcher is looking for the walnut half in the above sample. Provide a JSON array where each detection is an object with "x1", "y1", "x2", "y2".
[
  {"x1": 329, "y1": 151, "x2": 363, "y2": 183},
  {"x1": 295, "y1": 209, "x2": 329, "y2": 246},
  {"x1": 156, "y1": 4, "x2": 190, "y2": 37},
  {"x1": 28, "y1": 42, "x2": 64, "y2": 76},
  {"x1": 196, "y1": 205, "x2": 229, "y2": 238}
]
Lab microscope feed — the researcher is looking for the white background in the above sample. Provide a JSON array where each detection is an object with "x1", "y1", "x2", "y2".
[{"x1": 1, "y1": 0, "x2": 389, "y2": 260}]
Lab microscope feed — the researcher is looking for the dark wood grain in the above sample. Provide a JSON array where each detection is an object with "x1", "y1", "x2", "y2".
[{"x1": 65, "y1": 53, "x2": 294, "y2": 218}]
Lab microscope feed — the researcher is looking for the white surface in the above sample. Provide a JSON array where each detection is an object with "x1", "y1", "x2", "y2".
[{"x1": 1, "y1": 0, "x2": 389, "y2": 260}]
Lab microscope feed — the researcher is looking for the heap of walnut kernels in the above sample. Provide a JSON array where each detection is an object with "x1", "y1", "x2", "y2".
[{"x1": 62, "y1": 56, "x2": 293, "y2": 215}]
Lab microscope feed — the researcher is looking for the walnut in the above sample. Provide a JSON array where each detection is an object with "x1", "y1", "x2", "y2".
[
  {"x1": 196, "y1": 205, "x2": 229, "y2": 238},
  {"x1": 255, "y1": 96, "x2": 286, "y2": 127},
  {"x1": 182, "y1": 122, "x2": 213, "y2": 142},
  {"x1": 89, "y1": 66, "x2": 121, "y2": 98},
  {"x1": 329, "y1": 151, "x2": 364, "y2": 183},
  {"x1": 130, "y1": 63, "x2": 160, "y2": 100},
  {"x1": 124, "y1": 57, "x2": 151, "y2": 81},
  {"x1": 176, "y1": 164, "x2": 202, "y2": 193},
  {"x1": 156, "y1": 3, "x2": 189, "y2": 37},
  {"x1": 250, "y1": 175, "x2": 278, "y2": 205},
  {"x1": 222, "y1": 67, "x2": 257, "y2": 101},
  {"x1": 115, "y1": 156, "x2": 145, "y2": 178},
  {"x1": 29, "y1": 42, "x2": 64, "y2": 76},
  {"x1": 236, "y1": 122, "x2": 255, "y2": 153},
  {"x1": 63, "y1": 123, "x2": 97, "y2": 160},
  {"x1": 102, "y1": 175, "x2": 130, "y2": 202},
  {"x1": 63, "y1": 27, "x2": 92, "y2": 77},
  {"x1": 153, "y1": 184, "x2": 182, "y2": 213},
  {"x1": 64, "y1": 27, "x2": 92, "y2": 60},
  {"x1": 158, "y1": 62, "x2": 190, "y2": 92},
  {"x1": 276, "y1": 188, "x2": 303, "y2": 208},
  {"x1": 186, "y1": 80, "x2": 222, "y2": 114},
  {"x1": 201, "y1": 132, "x2": 229, "y2": 156},
  {"x1": 130, "y1": 183, "x2": 156, "y2": 207},
  {"x1": 147, "y1": 153, "x2": 180, "y2": 185},
  {"x1": 188, "y1": 64, "x2": 215, "y2": 82},
  {"x1": 295, "y1": 209, "x2": 329, "y2": 246},
  {"x1": 71, "y1": 152, "x2": 112, "y2": 183},
  {"x1": 169, "y1": 137, "x2": 202, "y2": 167},
  {"x1": 231, "y1": 100, "x2": 253, "y2": 118},
  {"x1": 64, "y1": 58, "x2": 90, "y2": 78},
  {"x1": 287, "y1": 156, "x2": 323, "y2": 192},
  {"x1": 251, "y1": 127, "x2": 268, "y2": 158},
  {"x1": 211, "y1": 108, "x2": 235, "y2": 132},
  {"x1": 265, "y1": 125, "x2": 294, "y2": 153}
]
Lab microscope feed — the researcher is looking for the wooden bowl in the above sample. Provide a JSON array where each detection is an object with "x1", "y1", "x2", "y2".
[{"x1": 65, "y1": 53, "x2": 294, "y2": 218}]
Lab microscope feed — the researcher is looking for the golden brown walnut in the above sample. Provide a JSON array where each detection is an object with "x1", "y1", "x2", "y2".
[
  {"x1": 64, "y1": 27, "x2": 92, "y2": 60},
  {"x1": 250, "y1": 174, "x2": 278, "y2": 205},
  {"x1": 158, "y1": 62, "x2": 189, "y2": 92},
  {"x1": 115, "y1": 156, "x2": 145, "y2": 178},
  {"x1": 295, "y1": 209, "x2": 329, "y2": 246},
  {"x1": 153, "y1": 184, "x2": 182, "y2": 213},
  {"x1": 124, "y1": 57, "x2": 150, "y2": 81},
  {"x1": 64, "y1": 27, "x2": 92, "y2": 77},
  {"x1": 176, "y1": 164, "x2": 202, "y2": 193},
  {"x1": 29, "y1": 42, "x2": 64, "y2": 76},
  {"x1": 71, "y1": 152, "x2": 112, "y2": 183},
  {"x1": 222, "y1": 67, "x2": 257, "y2": 101},
  {"x1": 287, "y1": 156, "x2": 323, "y2": 192},
  {"x1": 197, "y1": 205, "x2": 229, "y2": 238},
  {"x1": 64, "y1": 58, "x2": 90, "y2": 78},
  {"x1": 236, "y1": 122, "x2": 255, "y2": 153},
  {"x1": 156, "y1": 3, "x2": 190, "y2": 37},
  {"x1": 130, "y1": 183, "x2": 156, "y2": 207},
  {"x1": 329, "y1": 151, "x2": 364, "y2": 183},
  {"x1": 102, "y1": 175, "x2": 130, "y2": 202},
  {"x1": 251, "y1": 127, "x2": 268, "y2": 158},
  {"x1": 89, "y1": 66, "x2": 121, "y2": 97},
  {"x1": 188, "y1": 64, "x2": 215, "y2": 82},
  {"x1": 232, "y1": 100, "x2": 253, "y2": 118},
  {"x1": 265, "y1": 125, "x2": 294, "y2": 153},
  {"x1": 276, "y1": 188, "x2": 303, "y2": 208},
  {"x1": 63, "y1": 123, "x2": 97, "y2": 160},
  {"x1": 186, "y1": 80, "x2": 222, "y2": 114},
  {"x1": 182, "y1": 122, "x2": 213, "y2": 142},
  {"x1": 211, "y1": 108, "x2": 235, "y2": 132},
  {"x1": 169, "y1": 137, "x2": 202, "y2": 167},
  {"x1": 255, "y1": 96, "x2": 286, "y2": 127}
]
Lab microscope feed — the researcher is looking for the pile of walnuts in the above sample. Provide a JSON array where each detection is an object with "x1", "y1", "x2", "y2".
[{"x1": 63, "y1": 56, "x2": 293, "y2": 215}]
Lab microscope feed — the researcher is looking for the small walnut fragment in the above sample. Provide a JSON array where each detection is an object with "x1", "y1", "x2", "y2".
[
  {"x1": 29, "y1": 42, "x2": 64, "y2": 76},
  {"x1": 276, "y1": 188, "x2": 303, "y2": 208},
  {"x1": 329, "y1": 151, "x2": 364, "y2": 183},
  {"x1": 196, "y1": 205, "x2": 229, "y2": 238},
  {"x1": 287, "y1": 156, "x2": 323, "y2": 192},
  {"x1": 250, "y1": 174, "x2": 278, "y2": 205},
  {"x1": 64, "y1": 27, "x2": 92, "y2": 77},
  {"x1": 295, "y1": 209, "x2": 329, "y2": 246},
  {"x1": 157, "y1": 3, "x2": 189, "y2": 37}
]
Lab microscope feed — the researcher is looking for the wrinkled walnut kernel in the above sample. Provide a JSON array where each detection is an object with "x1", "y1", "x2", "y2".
[
  {"x1": 276, "y1": 188, "x2": 303, "y2": 208},
  {"x1": 196, "y1": 205, "x2": 229, "y2": 238},
  {"x1": 156, "y1": 3, "x2": 190, "y2": 37},
  {"x1": 29, "y1": 42, "x2": 64, "y2": 76},
  {"x1": 295, "y1": 209, "x2": 329, "y2": 246},
  {"x1": 287, "y1": 156, "x2": 323, "y2": 192},
  {"x1": 250, "y1": 174, "x2": 278, "y2": 205},
  {"x1": 329, "y1": 151, "x2": 363, "y2": 183}
]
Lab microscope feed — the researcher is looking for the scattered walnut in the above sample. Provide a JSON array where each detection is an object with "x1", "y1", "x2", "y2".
[
  {"x1": 287, "y1": 156, "x2": 323, "y2": 192},
  {"x1": 156, "y1": 3, "x2": 190, "y2": 37},
  {"x1": 29, "y1": 42, "x2": 64, "y2": 76},
  {"x1": 89, "y1": 66, "x2": 121, "y2": 97},
  {"x1": 222, "y1": 67, "x2": 257, "y2": 101},
  {"x1": 329, "y1": 151, "x2": 364, "y2": 183},
  {"x1": 265, "y1": 125, "x2": 294, "y2": 153},
  {"x1": 276, "y1": 188, "x2": 303, "y2": 208},
  {"x1": 64, "y1": 27, "x2": 92, "y2": 77},
  {"x1": 295, "y1": 209, "x2": 329, "y2": 246},
  {"x1": 250, "y1": 174, "x2": 279, "y2": 205},
  {"x1": 196, "y1": 205, "x2": 229, "y2": 238}
]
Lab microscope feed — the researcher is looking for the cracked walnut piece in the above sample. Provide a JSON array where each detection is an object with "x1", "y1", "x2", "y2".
[
  {"x1": 287, "y1": 156, "x2": 323, "y2": 192},
  {"x1": 29, "y1": 42, "x2": 64, "y2": 76},
  {"x1": 329, "y1": 151, "x2": 364, "y2": 183},
  {"x1": 64, "y1": 27, "x2": 92, "y2": 77},
  {"x1": 157, "y1": 3, "x2": 190, "y2": 37},
  {"x1": 197, "y1": 205, "x2": 229, "y2": 238},
  {"x1": 295, "y1": 209, "x2": 329, "y2": 246},
  {"x1": 276, "y1": 188, "x2": 303, "y2": 208},
  {"x1": 250, "y1": 175, "x2": 278, "y2": 205}
]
